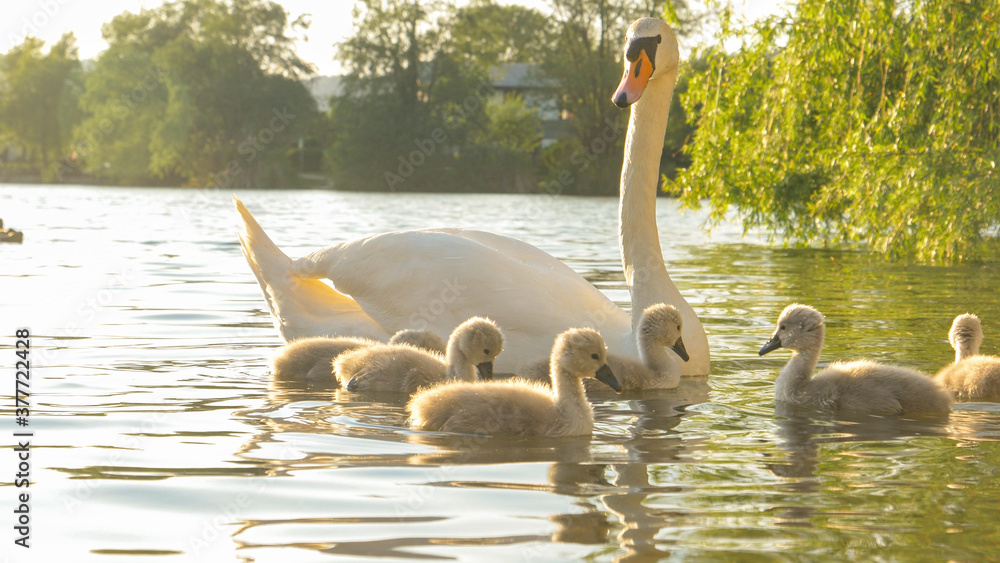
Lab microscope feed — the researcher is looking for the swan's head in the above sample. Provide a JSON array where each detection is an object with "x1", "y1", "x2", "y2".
[
  {"x1": 552, "y1": 328, "x2": 621, "y2": 392},
  {"x1": 759, "y1": 304, "x2": 825, "y2": 356},
  {"x1": 389, "y1": 329, "x2": 447, "y2": 354},
  {"x1": 949, "y1": 313, "x2": 983, "y2": 357},
  {"x1": 612, "y1": 18, "x2": 680, "y2": 108},
  {"x1": 449, "y1": 317, "x2": 504, "y2": 380},
  {"x1": 639, "y1": 303, "x2": 689, "y2": 361}
]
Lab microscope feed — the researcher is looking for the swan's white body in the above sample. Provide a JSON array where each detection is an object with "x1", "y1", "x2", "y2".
[
  {"x1": 235, "y1": 19, "x2": 709, "y2": 375},
  {"x1": 239, "y1": 207, "x2": 633, "y2": 373}
]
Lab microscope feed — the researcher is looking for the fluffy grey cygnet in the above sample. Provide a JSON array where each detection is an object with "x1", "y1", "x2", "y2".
[
  {"x1": 516, "y1": 303, "x2": 688, "y2": 391},
  {"x1": 389, "y1": 329, "x2": 447, "y2": 354},
  {"x1": 935, "y1": 314, "x2": 1000, "y2": 402},
  {"x1": 270, "y1": 329, "x2": 446, "y2": 385},
  {"x1": 759, "y1": 304, "x2": 952, "y2": 415},
  {"x1": 335, "y1": 317, "x2": 502, "y2": 394},
  {"x1": 408, "y1": 327, "x2": 621, "y2": 436},
  {"x1": 271, "y1": 336, "x2": 376, "y2": 384}
]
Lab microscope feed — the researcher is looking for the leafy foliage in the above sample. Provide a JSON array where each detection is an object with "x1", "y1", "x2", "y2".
[
  {"x1": 676, "y1": 0, "x2": 1000, "y2": 261},
  {"x1": 0, "y1": 34, "x2": 83, "y2": 180},
  {"x1": 481, "y1": 96, "x2": 543, "y2": 155},
  {"x1": 327, "y1": 0, "x2": 698, "y2": 194},
  {"x1": 444, "y1": 0, "x2": 551, "y2": 70},
  {"x1": 326, "y1": 0, "x2": 491, "y2": 191},
  {"x1": 539, "y1": 0, "x2": 660, "y2": 194},
  {"x1": 329, "y1": 0, "x2": 560, "y2": 192},
  {"x1": 75, "y1": 0, "x2": 316, "y2": 188}
]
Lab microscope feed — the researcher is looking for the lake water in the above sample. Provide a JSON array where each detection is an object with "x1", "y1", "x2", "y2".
[{"x1": 2, "y1": 185, "x2": 999, "y2": 561}]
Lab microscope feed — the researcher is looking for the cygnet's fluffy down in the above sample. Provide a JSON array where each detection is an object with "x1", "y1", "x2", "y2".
[
  {"x1": 516, "y1": 303, "x2": 688, "y2": 391},
  {"x1": 335, "y1": 317, "x2": 503, "y2": 394},
  {"x1": 270, "y1": 329, "x2": 446, "y2": 385},
  {"x1": 408, "y1": 327, "x2": 622, "y2": 436},
  {"x1": 271, "y1": 336, "x2": 376, "y2": 383},
  {"x1": 935, "y1": 314, "x2": 1000, "y2": 402},
  {"x1": 389, "y1": 329, "x2": 447, "y2": 354},
  {"x1": 759, "y1": 304, "x2": 952, "y2": 415}
]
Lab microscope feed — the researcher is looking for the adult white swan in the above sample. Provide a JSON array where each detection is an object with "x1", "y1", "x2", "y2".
[{"x1": 236, "y1": 18, "x2": 709, "y2": 374}]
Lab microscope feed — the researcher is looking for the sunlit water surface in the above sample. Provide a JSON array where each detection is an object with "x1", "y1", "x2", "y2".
[{"x1": 2, "y1": 185, "x2": 999, "y2": 561}]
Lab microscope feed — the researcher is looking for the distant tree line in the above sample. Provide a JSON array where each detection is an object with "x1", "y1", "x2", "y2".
[
  {"x1": 316, "y1": 0, "x2": 698, "y2": 195},
  {"x1": 0, "y1": 0, "x2": 316, "y2": 189},
  {"x1": 0, "y1": 0, "x2": 697, "y2": 194}
]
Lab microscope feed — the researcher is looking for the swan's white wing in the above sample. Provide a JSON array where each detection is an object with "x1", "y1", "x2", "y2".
[
  {"x1": 291, "y1": 229, "x2": 634, "y2": 372},
  {"x1": 236, "y1": 198, "x2": 389, "y2": 341}
]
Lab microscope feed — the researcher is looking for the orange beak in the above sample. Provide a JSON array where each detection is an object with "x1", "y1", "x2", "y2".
[{"x1": 612, "y1": 49, "x2": 654, "y2": 108}]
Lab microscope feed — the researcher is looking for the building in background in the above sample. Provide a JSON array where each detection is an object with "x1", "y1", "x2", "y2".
[{"x1": 310, "y1": 64, "x2": 569, "y2": 148}]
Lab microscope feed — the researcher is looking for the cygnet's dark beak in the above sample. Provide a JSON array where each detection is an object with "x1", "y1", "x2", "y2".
[
  {"x1": 671, "y1": 337, "x2": 690, "y2": 362},
  {"x1": 758, "y1": 335, "x2": 782, "y2": 356},
  {"x1": 476, "y1": 361, "x2": 494, "y2": 381},
  {"x1": 594, "y1": 364, "x2": 621, "y2": 392}
]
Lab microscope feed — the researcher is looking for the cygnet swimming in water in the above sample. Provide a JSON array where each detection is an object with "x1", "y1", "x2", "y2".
[
  {"x1": 408, "y1": 327, "x2": 621, "y2": 436},
  {"x1": 389, "y1": 329, "x2": 447, "y2": 354},
  {"x1": 935, "y1": 314, "x2": 1000, "y2": 402},
  {"x1": 515, "y1": 303, "x2": 688, "y2": 391},
  {"x1": 759, "y1": 304, "x2": 952, "y2": 415},
  {"x1": 335, "y1": 317, "x2": 503, "y2": 394},
  {"x1": 271, "y1": 329, "x2": 446, "y2": 384}
]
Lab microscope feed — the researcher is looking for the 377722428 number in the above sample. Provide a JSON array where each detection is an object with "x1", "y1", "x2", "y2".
[{"x1": 15, "y1": 329, "x2": 29, "y2": 419}]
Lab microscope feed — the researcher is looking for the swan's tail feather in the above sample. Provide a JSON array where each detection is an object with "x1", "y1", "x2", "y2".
[{"x1": 234, "y1": 196, "x2": 386, "y2": 341}]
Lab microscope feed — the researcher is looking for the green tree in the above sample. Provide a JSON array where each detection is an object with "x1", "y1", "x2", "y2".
[
  {"x1": 336, "y1": 0, "x2": 434, "y2": 118},
  {"x1": 445, "y1": 0, "x2": 552, "y2": 71},
  {"x1": 481, "y1": 95, "x2": 543, "y2": 154},
  {"x1": 328, "y1": 0, "x2": 497, "y2": 192},
  {"x1": 660, "y1": 52, "x2": 709, "y2": 185},
  {"x1": 541, "y1": 0, "x2": 662, "y2": 194},
  {"x1": 75, "y1": 0, "x2": 316, "y2": 188},
  {"x1": 676, "y1": 0, "x2": 1000, "y2": 261},
  {"x1": 470, "y1": 95, "x2": 543, "y2": 192},
  {"x1": 0, "y1": 34, "x2": 83, "y2": 180},
  {"x1": 328, "y1": 0, "x2": 700, "y2": 194},
  {"x1": 440, "y1": 0, "x2": 553, "y2": 192}
]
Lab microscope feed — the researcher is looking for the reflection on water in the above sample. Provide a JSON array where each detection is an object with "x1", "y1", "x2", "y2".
[
  {"x1": 767, "y1": 403, "x2": 953, "y2": 481},
  {"x1": 2, "y1": 185, "x2": 1000, "y2": 560}
]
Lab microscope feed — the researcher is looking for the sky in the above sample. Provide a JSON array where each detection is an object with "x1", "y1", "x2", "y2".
[{"x1": 2, "y1": 0, "x2": 786, "y2": 76}]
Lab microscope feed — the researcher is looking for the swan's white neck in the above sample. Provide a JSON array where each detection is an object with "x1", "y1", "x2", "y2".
[
  {"x1": 618, "y1": 64, "x2": 711, "y2": 376},
  {"x1": 619, "y1": 71, "x2": 682, "y2": 332}
]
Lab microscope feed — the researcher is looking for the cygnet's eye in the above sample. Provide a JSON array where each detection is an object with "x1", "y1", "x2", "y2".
[
  {"x1": 676, "y1": 325, "x2": 680, "y2": 331},
  {"x1": 779, "y1": 324, "x2": 786, "y2": 331},
  {"x1": 590, "y1": 353, "x2": 599, "y2": 360},
  {"x1": 483, "y1": 348, "x2": 490, "y2": 355}
]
